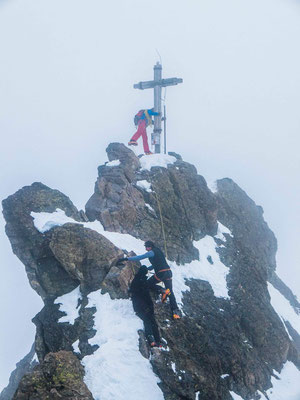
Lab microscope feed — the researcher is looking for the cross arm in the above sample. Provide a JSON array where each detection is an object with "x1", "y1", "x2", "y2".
[{"x1": 134, "y1": 77, "x2": 183, "y2": 90}]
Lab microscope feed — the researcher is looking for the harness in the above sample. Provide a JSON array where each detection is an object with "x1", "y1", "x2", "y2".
[{"x1": 154, "y1": 268, "x2": 171, "y2": 282}]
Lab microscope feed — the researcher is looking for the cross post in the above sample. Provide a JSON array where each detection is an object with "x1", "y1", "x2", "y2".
[{"x1": 134, "y1": 62, "x2": 183, "y2": 154}]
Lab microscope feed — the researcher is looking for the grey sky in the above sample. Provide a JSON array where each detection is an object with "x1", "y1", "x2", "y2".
[{"x1": 0, "y1": 0, "x2": 299, "y2": 391}]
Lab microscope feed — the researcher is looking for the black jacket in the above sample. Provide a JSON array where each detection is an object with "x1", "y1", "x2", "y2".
[{"x1": 129, "y1": 270, "x2": 154, "y2": 315}]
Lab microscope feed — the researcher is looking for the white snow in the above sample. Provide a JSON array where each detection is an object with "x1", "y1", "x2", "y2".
[
  {"x1": 230, "y1": 361, "x2": 300, "y2": 400},
  {"x1": 195, "y1": 391, "x2": 201, "y2": 400},
  {"x1": 230, "y1": 392, "x2": 244, "y2": 400},
  {"x1": 54, "y1": 286, "x2": 81, "y2": 324},
  {"x1": 266, "y1": 361, "x2": 300, "y2": 400},
  {"x1": 82, "y1": 292, "x2": 163, "y2": 400},
  {"x1": 72, "y1": 339, "x2": 80, "y2": 353},
  {"x1": 140, "y1": 153, "x2": 176, "y2": 171},
  {"x1": 31, "y1": 208, "x2": 77, "y2": 233},
  {"x1": 268, "y1": 283, "x2": 300, "y2": 336},
  {"x1": 32, "y1": 353, "x2": 38, "y2": 363},
  {"x1": 136, "y1": 179, "x2": 152, "y2": 192},
  {"x1": 171, "y1": 362, "x2": 176, "y2": 373},
  {"x1": 31, "y1": 209, "x2": 150, "y2": 265},
  {"x1": 145, "y1": 203, "x2": 155, "y2": 213},
  {"x1": 171, "y1": 234, "x2": 230, "y2": 305},
  {"x1": 106, "y1": 160, "x2": 120, "y2": 167},
  {"x1": 221, "y1": 374, "x2": 229, "y2": 378},
  {"x1": 215, "y1": 222, "x2": 233, "y2": 241}
]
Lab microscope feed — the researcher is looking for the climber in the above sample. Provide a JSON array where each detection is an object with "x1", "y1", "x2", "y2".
[
  {"x1": 128, "y1": 108, "x2": 160, "y2": 155},
  {"x1": 118, "y1": 241, "x2": 181, "y2": 320},
  {"x1": 129, "y1": 265, "x2": 161, "y2": 348}
]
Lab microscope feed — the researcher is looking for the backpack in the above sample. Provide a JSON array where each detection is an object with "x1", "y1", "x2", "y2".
[{"x1": 134, "y1": 110, "x2": 144, "y2": 126}]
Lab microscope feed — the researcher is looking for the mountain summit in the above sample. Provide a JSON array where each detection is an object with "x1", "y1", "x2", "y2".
[{"x1": 2, "y1": 143, "x2": 300, "y2": 400}]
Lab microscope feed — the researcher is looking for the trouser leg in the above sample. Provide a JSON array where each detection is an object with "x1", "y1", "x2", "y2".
[
  {"x1": 136, "y1": 312, "x2": 153, "y2": 339},
  {"x1": 130, "y1": 121, "x2": 144, "y2": 141},
  {"x1": 149, "y1": 313, "x2": 160, "y2": 343},
  {"x1": 140, "y1": 125, "x2": 150, "y2": 153},
  {"x1": 164, "y1": 279, "x2": 178, "y2": 312}
]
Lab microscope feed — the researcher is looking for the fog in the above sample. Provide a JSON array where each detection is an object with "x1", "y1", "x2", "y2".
[{"x1": 0, "y1": 0, "x2": 299, "y2": 390}]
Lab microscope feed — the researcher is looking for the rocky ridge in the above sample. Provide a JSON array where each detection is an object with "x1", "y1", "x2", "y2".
[{"x1": 1, "y1": 143, "x2": 299, "y2": 400}]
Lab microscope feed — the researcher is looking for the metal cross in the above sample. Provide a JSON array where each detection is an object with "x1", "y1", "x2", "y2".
[{"x1": 134, "y1": 62, "x2": 183, "y2": 154}]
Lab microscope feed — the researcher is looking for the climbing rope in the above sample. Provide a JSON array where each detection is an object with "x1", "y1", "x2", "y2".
[{"x1": 149, "y1": 175, "x2": 168, "y2": 259}]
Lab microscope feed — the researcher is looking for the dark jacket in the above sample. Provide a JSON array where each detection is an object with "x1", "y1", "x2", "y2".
[{"x1": 129, "y1": 268, "x2": 154, "y2": 315}]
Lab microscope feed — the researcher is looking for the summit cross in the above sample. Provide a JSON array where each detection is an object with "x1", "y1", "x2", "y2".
[{"x1": 134, "y1": 62, "x2": 183, "y2": 154}]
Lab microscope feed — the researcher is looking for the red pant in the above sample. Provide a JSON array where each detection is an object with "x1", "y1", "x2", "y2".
[{"x1": 130, "y1": 119, "x2": 150, "y2": 153}]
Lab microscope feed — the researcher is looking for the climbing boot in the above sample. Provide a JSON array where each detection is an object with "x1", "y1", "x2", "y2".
[
  {"x1": 161, "y1": 289, "x2": 171, "y2": 303},
  {"x1": 145, "y1": 151, "x2": 153, "y2": 155},
  {"x1": 172, "y1": 311, "x2": 181, "y2": 320},
  {"x1": 128, "y1": 140, "x2": 138, "y2": 146},
  {"x1": 148, "y1": 335, "x2": 156, "y2": 347}
]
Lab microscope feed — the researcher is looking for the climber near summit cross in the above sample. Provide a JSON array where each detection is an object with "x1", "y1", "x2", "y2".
[
  {"x1": 129, "y1": 265, "x2": 161, "y2": 347},
  {"x1": 119, "y1": 241, "x2": 180, "y2": 320},
  {"x1": 128, "y1": 108, "x2": 160, "y2": 155}
]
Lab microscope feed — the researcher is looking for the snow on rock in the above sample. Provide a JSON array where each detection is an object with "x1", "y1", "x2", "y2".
[
  {"x1": 230, "y1": 392, "x2": 244, "y2": 400},
  {"x1": 72, "y1": 339, "x2": 80, "y2": 353},
  {"x1": 221, "y1": 374, "x2": 229, "y2": 379},
  {"x1": 172, "y1": 235, "x2": 230, "y2": 306},
  {"x1": 266, "y1": 361, "x2": 300, "y2": 400},
  {"x1": 268, "y1": 283, "x2": 300, "y2": 335},
  {"x1": 54, "y1": 286, "x2": 81, "y2": 324},
  {"x1": 31, "y1": 209, "x2": 230, "y2": 303},
  {"x1": 145, "y1": 203, "x2": 155, "y2": 213},
  {"x1": 106, "y1": 160, "x2": 120, "y2": 167},
  {"x1": 215, "y1": 221, "x2": 233, "y2": 241},
  {"x1": 31, "y1": 209, "x2": 76, "y2": 233},
  {"x1": 82, "y1": 292, "x2": 164, "y2": 400},
  {"x1": 140, "y1": 154, "x2": 177, "y2": 171},
  {"x1": 136, "y1": 180, "x2": 152, "y2": 192},
  {"x1": 31, "y1": 209, "x2": 149, "y2": 262}
]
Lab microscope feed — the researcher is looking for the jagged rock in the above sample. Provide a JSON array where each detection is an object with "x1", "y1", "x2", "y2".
[
  {"x1": 2, "y1": 183, "x2": 83, "y2": 299},
  {"x1": 215, "y1": 178, "x2": 277, "y2": 278},
  {"x1": 3, "y1": 146, "x2": 300, "y2": 400},
  {"x1": 0, "y1": 344, "x2": 37, "y2": 400},
  {"x1": 13, "y1": 351, "x2": 93, "y2": 399},
  {"x1": 101, "y1": 261, "x2": 138, "y2": 299},
  {"x1": 86, "y1": 143, "x2": 218, "y2": 263},
  {"x1": 48, "y1": 223, "x2": 123, "y2": 293},
  {"x1": 33, "y1": 296, "x2": 99, "y2": 363}
]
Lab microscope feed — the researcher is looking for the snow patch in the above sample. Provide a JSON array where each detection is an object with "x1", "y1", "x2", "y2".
[
  {"x1": 136, "y1": 180, "x2": 152, "y2": 192},
  {"x1": 171, "y1": 235, "x2": 230, "y2": 305},
  {"x1": 266, "y1": 361, "x2": 300, "y2": 400},
  {"x1": 215, "y1": 222, "x2": 233, "y2": 241},
  {"x1": 221, "y1": 374, "x2": 229, "y2": 378},
  {"x1": 72, "y1": 339, "x2": 80, "y2": 353},
  {"x1": 171, "y1": 362, "x2": 176, "y2": 373},
  {"x1": 230, "y1": 392, "x2": 244, "y2": 399},
  {"x1": 145, "y1": 203, "x2": 155, "y2": 213},
  {"x1": 140, "y1": 153, "x2": 176, "y2": 171},
  {"x1": 31, "y1": 209, "x2": 77, "y2": 233},
  {"x1": 82, "y1": 292, "x2": 163, "y2": 400},
  {"x1": 106, "y1": 160, "x2": 120, "y2": 167},
  {"x1": 31, "y1": 209, "x2": 151, "y2": 266},
  {"x1": 268, "y1": 283, "x2": 300, "y2": 336},
  {"x1": 54, "y1": 286, "x2": 81, "y2": 324}
]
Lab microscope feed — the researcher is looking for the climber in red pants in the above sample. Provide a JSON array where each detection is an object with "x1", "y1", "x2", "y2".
[{"x1": 128, "y1": 108, "x2": 159, "y2": 155}]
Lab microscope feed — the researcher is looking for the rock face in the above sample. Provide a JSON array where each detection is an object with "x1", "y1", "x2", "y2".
[
  {"x1": 2, "y1": 143, "x2": 300, "y2": 400},
  {"x1": 86, "y1": 143, "x2": 218, "y2": 263},
  {"x1": 13, "y1": 351, "x2": 93, "y2": 400}
]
